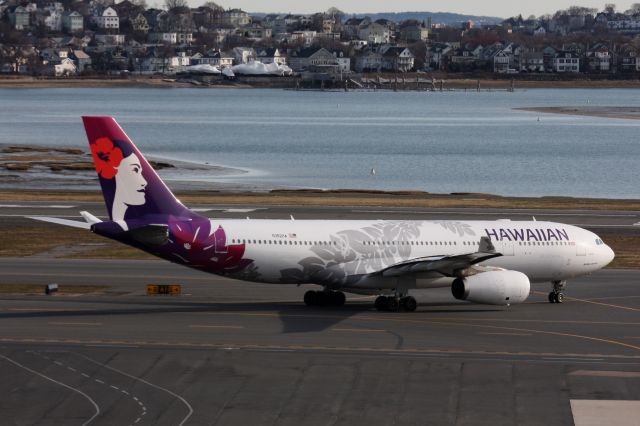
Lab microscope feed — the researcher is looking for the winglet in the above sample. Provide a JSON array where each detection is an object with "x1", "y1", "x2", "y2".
[{"x1": 80, "y1": 211, "x2": 101, "y2": 225}]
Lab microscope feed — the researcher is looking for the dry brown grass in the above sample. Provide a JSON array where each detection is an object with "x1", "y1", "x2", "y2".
[
  {"x1": 2, "y1": 190, "x2": 640, "y2": 211},
  {"x1": 0, "y1": 284, "x2": 110, "y2": 294},
  {"x1": 602, "y1": 235, "x2": 640, "y2": 269}
]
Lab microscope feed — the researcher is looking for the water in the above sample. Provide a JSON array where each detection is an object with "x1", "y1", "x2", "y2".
[{"x1": 1, "y1": 87, "x2": 639, "y2": 198}]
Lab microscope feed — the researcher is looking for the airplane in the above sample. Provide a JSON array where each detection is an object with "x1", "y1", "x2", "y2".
[{"x1": 32, "y1": 116, "x2": 615, "y2": 312}]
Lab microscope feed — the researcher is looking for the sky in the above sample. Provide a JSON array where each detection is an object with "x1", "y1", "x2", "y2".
[{"x1": 181, "y1": 1, "x2": 637, "y2": 18}]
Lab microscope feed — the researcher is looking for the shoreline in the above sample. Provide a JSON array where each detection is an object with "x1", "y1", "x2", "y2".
[{"x1": 2, "y1": 76, "x2": 640, "y2": 90}]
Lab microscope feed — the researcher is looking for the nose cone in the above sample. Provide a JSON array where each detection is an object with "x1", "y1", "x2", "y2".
[{"x1": 602, "y1": 245, "x2": 615, "y2": 267}]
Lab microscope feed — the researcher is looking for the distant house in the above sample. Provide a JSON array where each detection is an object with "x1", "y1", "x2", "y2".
[
  {"x1": 492, "y1": 50, "x2": 511, "y2": 73},
  {"x1": 586, "y1": 45, "x2": 611, "y2": 72},
  {"x1": 288, "y1": 47, "x2": 339, "y2": 72},
  {"x1": 191, "y1": 50, "x2": 233, "y2": 67},
  {"x1": 223, "y1": 8, "x2": 251, "y2": 27},
  {"x1": 70, "y1": 50, "x2": 91, "y2": 73},
  {"x1": 42, "y1": 10, "x2": 63, "y2": 32},
  {"x1": 95, "y1": 34, "x2": 125, "y2": 45},
  {"x1": 232, "y1": 47, "x2": 256, "y2": 64},
  {"x1": 256, "y1": 48, "x2": 286, "y2": 65},
  {"x1": 9, "y1": 6, "x2": 30, "y2": 30},
  {"x1": 130, "y1": 13, "x2": 150, "y2": 33},
  {"x1": 94, "y1": 7, "x2": 119, "y2": 30},
  {"x1": 552, "y1": 51, "x2": 580, "y2": 73},
  {"x1": 62, "y1": 11, "x2": 83, "y2": 33},
  {"x1": 149, "y1": 32, "x2": 177, "y2": 44},
  {"x1": 358, "y1": 23, "x2": 390, "y2": 44},
  {"x1": 355, "y1": 50, "x2": 383, "y2": 72},
  {"x1": 619, "y1": 45, "x2": 639, "y2": 72},
  {"x1": 53, "y1": 57, "x2": 76, "y2": 76},
  {"x1": 399, "y1": 25, "x2": 429, "y2": 42},
  {"x1": 520, "y1": 52, "x2": 544, "y2": 72},
  {"x1": 381, "y1": 46, "x2": 414, "y2": 72},
  {"x1": 243, "y1": 24, "x2": 272, "y2": 40}
]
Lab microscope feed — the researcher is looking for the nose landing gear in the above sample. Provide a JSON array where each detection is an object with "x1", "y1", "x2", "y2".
[{"x1": 548, "y1": 280, "x2": 566, "y2": 304}]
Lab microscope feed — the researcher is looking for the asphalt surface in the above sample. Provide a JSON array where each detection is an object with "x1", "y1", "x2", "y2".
[{"x1": 1, "y1": 202, "x2": 640, "y2": 425}]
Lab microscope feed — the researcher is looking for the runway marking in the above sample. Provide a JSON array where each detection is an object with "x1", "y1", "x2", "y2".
[
  {"x1": 584, "y1": 295, "x2": 640, "y2": 301},
  {"x1": 331, "y1": 328, "x2": 386, "y2": 333},
  {"x1": 570, "y1": 370, "x2": 640, "y2": 378},
  {"x1": 532, "y1": 291, "x2": 640, "y2": 313},
  {"x1": 54, "y1": 361, "x2": 63, "y2": 366},
  {"x1": 48, "y1": 322, "x2": 102, "y2": 326},
  {"x1": 67, "y1": 366, "x2": 77, "y2": 372},
  {"x1": 192, "y1": 311, "x2": 640, "y2": 354},
  {"x1": 543, "y1": 357, "x2": 605, "y2": 361},
  {"x1": 76, "y1": 353, "x2": 193, "y2": 426},
  {"x1": 82, "y1": 373, "x2": 90, "y2": 378},
  {"x1": 356, "y1": 210, "x2": 638, "y2": 218},
  {"x1": 95, "y1": 379, "x2": 104, "y2": 384},
  {"x1": 0, "y1": 353, "x2": 100, "y2": 426},
  {"x1": 2, "y1": 336, "x2": 638, "y2": 362},
  {"x1": 188, "y1": 324, "x2": 244, "y2": 329},
  {"x1": 0, "y1": 204, "x2": 76, "y2": 208},
  {"x1": 110, "y1": 385, "x2": 119, "y2": 391},
  {"x1": 477, "y1": 332, "x2": 531, "y2": 336}
]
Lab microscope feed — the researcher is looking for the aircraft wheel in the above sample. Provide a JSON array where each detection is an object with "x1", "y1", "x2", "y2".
[
  {"x1": 375, "y1": 296, "x2": 388, "y2": 311},
  {"x1": 387, "y1": 298, "x2": 400, "y2": 312},
  {"x1": 555, "y1": 292, "x2": 564, "y2": 303},
  {"x1": 304, "y1": 290, "x2": 318, "y2": 306},
  {"x1": 331, "y1": 291, "x2": 346, "y2": 307},
  {"x1": 548, "y1": 292, "x2": 556, "y2": 303},
  {"x1": 401, "y1": 296, "x2": 417, "y2": 312}
]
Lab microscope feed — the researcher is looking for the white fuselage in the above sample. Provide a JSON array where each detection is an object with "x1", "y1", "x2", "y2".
[{"x1": 214, "y1": 219, "x2": 614, "y2": 291}]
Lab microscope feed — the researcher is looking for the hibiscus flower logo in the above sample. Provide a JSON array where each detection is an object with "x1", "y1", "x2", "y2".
[
  {"x1": 90, "y1": 137, "x2": 124, "y2": 179},
  {"x1": 165, "y1": 218, "x2": 253, "y2": 274}
]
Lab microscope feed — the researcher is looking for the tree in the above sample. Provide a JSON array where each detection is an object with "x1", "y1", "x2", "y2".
[
  {"x1": 604, "y1": 3, "x2": 616, "y2": 14},
  {"x1": 165, "y1": 0, "x2": 187, "y2": 11},
  {"x1": 625, "y1": 3, "x2": 640, "y2": 14},
  {"x1": 202, "y1": 1, "x2": 223, "y2": 11}
]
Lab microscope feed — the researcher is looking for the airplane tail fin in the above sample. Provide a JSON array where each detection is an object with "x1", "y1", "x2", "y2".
[{"x1": 82, "y1": 116, "x2": 194, "y2": 224}]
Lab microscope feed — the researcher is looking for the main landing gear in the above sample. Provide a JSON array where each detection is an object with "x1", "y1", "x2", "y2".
[
  {"x1": 304, "y1": 290, "x2": 346, "y2": 307},
  {"x1": 548, "y1": 280, "x2": 566, "y2": 304},
  {"x1": 374, "y1": 295, "x2": 417, "y2": 312}
]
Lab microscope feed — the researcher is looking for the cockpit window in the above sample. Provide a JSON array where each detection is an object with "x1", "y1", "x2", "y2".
[{"x1": 595, "y1": 238, "x2": 604, "y2": 245}]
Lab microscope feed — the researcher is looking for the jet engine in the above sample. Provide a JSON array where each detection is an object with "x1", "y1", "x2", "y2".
[{"x1": 451, "y1": 270, "x2": 530, "y2": 305}]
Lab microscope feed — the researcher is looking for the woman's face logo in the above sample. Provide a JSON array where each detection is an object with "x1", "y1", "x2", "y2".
[{"x1": 115, "y1": 153, "x2": 147, "y2": 206}]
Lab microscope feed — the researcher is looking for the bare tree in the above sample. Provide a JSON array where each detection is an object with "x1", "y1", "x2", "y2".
[
  {"x1": 625, "y1": 3, "x2": 640, "y2": 14},
  {"x1": 604, "y1": 3, "x2": 616, "y2": 14},
  {"x1": 202, "y1": 1, "x2": 223, "y2": 10},
  {"x1": 165, "y1": 0, "x2": 187, "y2": 11}
]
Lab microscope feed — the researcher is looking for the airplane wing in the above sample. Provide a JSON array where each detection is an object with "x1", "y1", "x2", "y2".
[{"x1": 378, "y1": 236, "x2": 502, "y2": 278}]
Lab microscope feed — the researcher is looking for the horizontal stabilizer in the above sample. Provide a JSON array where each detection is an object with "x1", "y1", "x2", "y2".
[
  {"x1": 28, "y1": 216, "x2": 90, "y2": 229},
  {"x1": 123, "y1": 224, "x2": 169, "y2": 247},
  {"x1": 80, "y1": 211, "x2": 102, "y2": 225}
]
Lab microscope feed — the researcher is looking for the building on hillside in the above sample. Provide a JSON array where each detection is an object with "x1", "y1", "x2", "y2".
[
  {"x1": 552, "y1": 51, "x2": 580, "y2": 72},
  {"x1": 223, "y1": 8, "x2": 250, "y2": 27},
  {"x1": 381, "y1": 46, "x2": 414, "y2": 72},
  {"x1": 9, "y1": 6, "x2": 30, "y2": 30},
  {"x1": 93, "y1": 7, "x2": 119, "y2": 30},
  {"x1": 256, "y1": 48, "x2": 286, "y2": 65},
  {"x1": 62, "y1": 11, "x2": 83, "y2": 33}
]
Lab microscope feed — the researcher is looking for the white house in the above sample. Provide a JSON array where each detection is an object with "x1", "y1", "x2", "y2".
[
  {"x1": 552, "y1": 52, "x2": 580, "y2": 73},
  {"x1": 256, "y1": 48, "x2": 286, "y2": 65},
  {"x1": 232, "y1": 47, "x2": 256, "y2": 64},
  {"x1": 381, "y1": 46, "x2": 414, "y2": 72},
  {"x1": 95, "y1": 34, "x2": 125, "y2": 45},
  {"x1": 358, "y1": 23, "x2": 391, "y2": 44},
  {"x1": 94, "y1": 7, "x2": 119, "y2": 30},
  {"x1": 53, "y1": 57, "x2": 76, "y2": 76}
]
